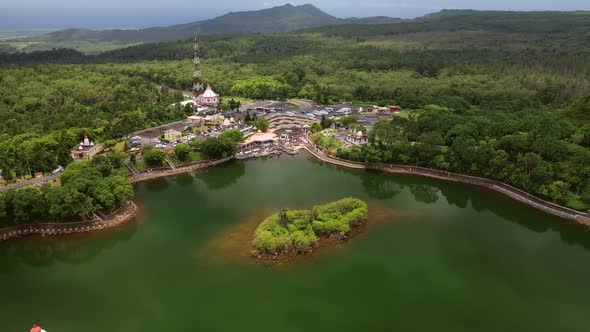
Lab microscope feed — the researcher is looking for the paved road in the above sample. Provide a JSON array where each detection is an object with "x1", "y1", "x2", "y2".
[
  {"x1": 129, "y1": 120, "x2": 194, "y2": 147},
  {"x1": 0, "y1": 174, "x2": 58, "y2": 193}
]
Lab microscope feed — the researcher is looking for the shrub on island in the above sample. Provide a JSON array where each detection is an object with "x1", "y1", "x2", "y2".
[{"x1": 253, "y1": 197, "x2": 368, "y2": 256}]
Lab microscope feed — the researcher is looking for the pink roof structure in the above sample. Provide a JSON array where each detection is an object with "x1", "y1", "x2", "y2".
[
  {"x1": 196, "y1": 84, "x2": 220, "y2": 107},
  {"x1": 201, "y1": 84, "x2": 218, "y2": 98}
]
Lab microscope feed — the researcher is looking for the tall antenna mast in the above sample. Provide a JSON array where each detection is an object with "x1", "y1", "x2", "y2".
[{"x1": 192, "y1": 35, "x2": 204, "y2": 98}]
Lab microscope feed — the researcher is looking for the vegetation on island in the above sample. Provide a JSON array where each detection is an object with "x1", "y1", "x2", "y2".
[
  {"x1": 253, "y1": 198, "x2": 368, "y2": 256},
  {"x1": 0, "y1": 158, "x2": 134, "y2": 226}
]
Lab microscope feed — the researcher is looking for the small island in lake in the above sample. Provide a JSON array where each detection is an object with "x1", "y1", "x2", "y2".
[{"x1": 253, "y1": 198, "x2": 368, "y2": 258}]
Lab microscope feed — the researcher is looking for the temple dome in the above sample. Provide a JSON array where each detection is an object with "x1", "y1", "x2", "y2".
[{"x1": 201, "y1": 84, "x2": 218, "y2": 98}]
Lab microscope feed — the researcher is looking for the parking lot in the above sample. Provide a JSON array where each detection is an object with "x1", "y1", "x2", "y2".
[
  {"x1": 125, "y1": 99, "x2": 394, "y2": 152},
  {"x1": 128, "y1": 120, "x2": 200, "y2": 148}
]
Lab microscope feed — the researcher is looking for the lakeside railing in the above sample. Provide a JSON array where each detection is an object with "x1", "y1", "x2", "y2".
[
  {"x1": 303, "y1": 144, "x2": 590, "y2": 225},
  {"x1": 0, "y1": 201, "x2": 137, "y2": 241}
]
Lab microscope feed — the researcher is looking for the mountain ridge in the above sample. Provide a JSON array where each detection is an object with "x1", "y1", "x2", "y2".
[{"x1": 24, "y1": 3, "x2": 400, "y2": 44}]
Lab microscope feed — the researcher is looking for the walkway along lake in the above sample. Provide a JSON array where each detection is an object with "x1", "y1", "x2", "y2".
[{"x1": 1, "y1": 151, "x2": 590, "y2": 332}]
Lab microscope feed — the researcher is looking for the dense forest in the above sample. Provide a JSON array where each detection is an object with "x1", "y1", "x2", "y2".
[
  {"x1": 0, "y1": 65, "x2": 186, "y2": 179},
  {"x1": 333, "y1": 106, "x2": 590, "y2": 210},
  {"x1": 1, "y1": 9, "x2": 589, "y2": 211},
  {"x1": 0, "y1": 160, "x2": 134, "y2": 226}
]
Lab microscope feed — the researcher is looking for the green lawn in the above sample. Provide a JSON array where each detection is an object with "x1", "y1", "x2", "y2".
[
  {"x1": 174, "y1": 151, "x2": 205, "y2": 165},
  {"x1": 394, "y1": 110, "x2": 412, "y2": 119},
  {"x1": 116, "y1": 167, "x2": 131, "y2": 176},
  {"x1": 312, "y1": 133, "x2": 343, "y2": 152},
  {"x1": 134, "y1": 160, "x2": 147, "y2": 171},
  {"x1": 114, "y1": 141, "x2": 126, "y2": 153},
  {"x1": 188, "y1": 152, "x2": 205, "y2": 162}
]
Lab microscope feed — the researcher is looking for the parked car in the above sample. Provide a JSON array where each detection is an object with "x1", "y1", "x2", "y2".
[{"x1": 51, "y1": 165, "x2": 64, "y2": 174}]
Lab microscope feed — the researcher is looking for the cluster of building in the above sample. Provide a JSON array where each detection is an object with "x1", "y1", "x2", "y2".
[{"x1": 66, "y1": 37, "x2": 399, "y2": 165}]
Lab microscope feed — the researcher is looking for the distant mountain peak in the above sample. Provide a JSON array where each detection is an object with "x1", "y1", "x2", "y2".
[{"x1": 27, "y1": 3, "x2": 393, "y2": 45}]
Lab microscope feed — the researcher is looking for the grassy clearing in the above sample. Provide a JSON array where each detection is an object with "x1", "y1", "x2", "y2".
[
  {"x1": 134, "y1": 160, "x2": 147, "y2": 171},
  {"x1": 311, "y1": 132, "x2": 343, "y2": 152}
]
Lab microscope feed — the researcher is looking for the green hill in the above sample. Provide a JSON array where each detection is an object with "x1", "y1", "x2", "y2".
[
  {"x1": 10, "y1": 7, "x2": 590, "y2": 54},
  {"x1": 308, "y1": 9, "x2": 590, "y2": 35},
  {"x1": 305, "y1": 9, "x2": 590, "y2": 51},
  {"x1": 26, "y1": 4, "x2": 347, "y2": 43},
  {"x1": 3, "y1": 4, "x2": 402, "y2": 53}
]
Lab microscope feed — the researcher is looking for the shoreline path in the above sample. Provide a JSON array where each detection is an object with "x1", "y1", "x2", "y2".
[{"x1": 2, "y1": 146, "x2": 589, "y2": 241}]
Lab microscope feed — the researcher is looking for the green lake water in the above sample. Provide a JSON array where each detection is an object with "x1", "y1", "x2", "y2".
[{"x1": 1, "y1": 151, "x2": 590, "y2": 332}]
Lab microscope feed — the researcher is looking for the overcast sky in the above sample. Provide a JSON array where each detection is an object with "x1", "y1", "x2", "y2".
[{"x1": 1, "y1": 0, "x2": 589, "y2": 30}]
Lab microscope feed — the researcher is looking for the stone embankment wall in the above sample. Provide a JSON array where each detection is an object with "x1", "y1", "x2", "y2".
[
  {"x1": 0, "y1": 201, "x2": 138, "y2": 241},
  {"x1": 303, "y1": 145, "x2": 590, "y2": 227},
  {"x1": 0, "y1": 157, "x2": 235, "y2": 241}
]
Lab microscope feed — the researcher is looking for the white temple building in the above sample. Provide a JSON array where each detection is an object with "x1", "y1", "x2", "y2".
[
  {"x1": 346, "y1": 131, "x2": 369, "y2": 145},
  {"x1": 196, "y1": 84, "x2": 220, "y2": 107},
  {"x1": 70, "y1": 134, "x2": 102, "y2": 160}
]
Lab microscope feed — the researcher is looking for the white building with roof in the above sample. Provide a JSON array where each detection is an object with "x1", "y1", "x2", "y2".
[
  {"x1": 196, "y1": 84, "x2": 220, "y2": 107},
  {"x1": 346, "y1": 131, "x2": 368, "y2": 146}
]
